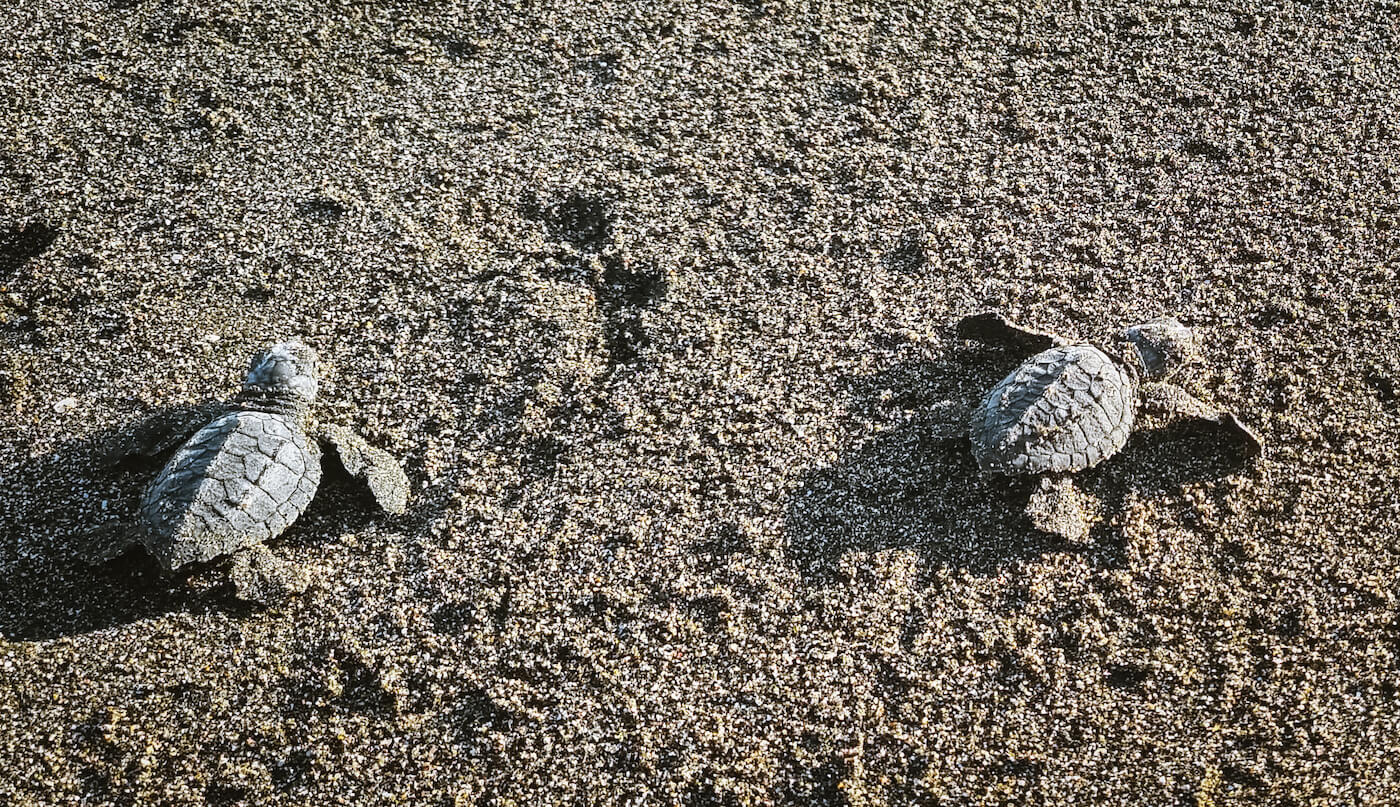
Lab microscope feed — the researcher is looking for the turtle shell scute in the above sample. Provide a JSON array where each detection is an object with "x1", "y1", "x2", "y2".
[
  {"x1": 970, "y1": 344, "x2": 1136, "y2": 475},
  {"x1": 138, "y1": 410, "x2": 322, "y2": 570}
]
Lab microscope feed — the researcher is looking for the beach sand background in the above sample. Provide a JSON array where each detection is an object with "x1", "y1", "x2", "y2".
[{"x1": 2, "y1": 1, "x2": 1398, "y2": 804}]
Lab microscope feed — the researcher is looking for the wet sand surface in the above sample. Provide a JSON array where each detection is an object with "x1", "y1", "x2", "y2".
[{"x1": 2, "y1": 1, "x2": 1398, "y2": 804}]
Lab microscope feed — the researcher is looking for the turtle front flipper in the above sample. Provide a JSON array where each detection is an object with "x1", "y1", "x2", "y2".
[
  {"x1": 957, "y1": 311, "x2": 1064, "y2": 353},
  {"x1": 1025, "y1": 476, "x2": 1094, "y2": 543},
  {"x1": 100, "y1": 402, "x2": 229, "y2": 467},
  {"x1": 1140, "y1": 382, "x2": 1264, "y2": 457},
  {"x1": 319, "y1": 424, "x2": 409, "y2": 515},
  {"x1": 229, "y1": 545, "x2": 311, "y2": 604},
  {"x1": 80, "y1": 522, "x2": 140, "y2": 566}
]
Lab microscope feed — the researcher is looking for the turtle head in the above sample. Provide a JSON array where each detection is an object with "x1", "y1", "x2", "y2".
[
  {"x1": 1120, "y1": 317, "x2": 1197, "y2": 380},
  {"x1": 240, "y1": 341, "x2": 318, "y2": 410}
]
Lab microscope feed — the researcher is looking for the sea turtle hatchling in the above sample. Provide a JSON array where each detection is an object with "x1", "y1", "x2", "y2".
[
  {"x1": 87, "y1": 341, "x2": 409, "y2": 603},
  {"x1": 958, "y1": 311, "x2": 1262, "y2": 542}
]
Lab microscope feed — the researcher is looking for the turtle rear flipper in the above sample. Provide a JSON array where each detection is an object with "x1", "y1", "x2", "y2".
[
  {"x1": 320, "y1": 424, "x2": 409, "y2": 515},
  {"x1": 1140, "y1": 382, "x2": 1264, "y2": 457},
  {"x1": 1025, "y1": 476, "x2": 1094, "y2": 543},
  {"x1": 230, "y1": 545, "x2": 310, "y2": 604},
  {"x1": 957, "y1": 311, "x2": 1064, "y2": 353}
]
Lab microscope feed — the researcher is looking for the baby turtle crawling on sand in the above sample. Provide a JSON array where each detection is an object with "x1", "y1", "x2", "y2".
[
  {"x1": 959, "y1": 311, "x2": 1261, "y2": 542},
  {"x1": 87, "y1": 342, "x2": 408, "y2": 603}
]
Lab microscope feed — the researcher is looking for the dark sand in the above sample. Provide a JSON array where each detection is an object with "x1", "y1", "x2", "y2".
[{"x1": 2, "y1": 1, "x2": 1398, "y2": 804}]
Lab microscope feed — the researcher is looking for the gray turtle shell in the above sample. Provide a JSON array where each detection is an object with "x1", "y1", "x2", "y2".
[
  {"x1": 971, "y1": 344, "x2": 1136, "y2": 475},
  {"x1": 139, "y1": 410, "x2": 322, "y2": 570}
]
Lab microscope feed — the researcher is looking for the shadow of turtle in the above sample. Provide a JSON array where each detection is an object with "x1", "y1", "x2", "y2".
[
  {"x1": 0, "y1": 404, "x2": 217, "y2": 641},
  {"x1": 785, "y1": 417, "x2": 1057, "y2": 584},
  {"x1": 785, "y1": 337, "x2": 1258, "y2": 585},
  {"x1": 785, "y1": 342, "x2": 1067, "y2": 585},
  {"x1": 0, "y1": 404, "x2": 386, "y2": 641}
]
